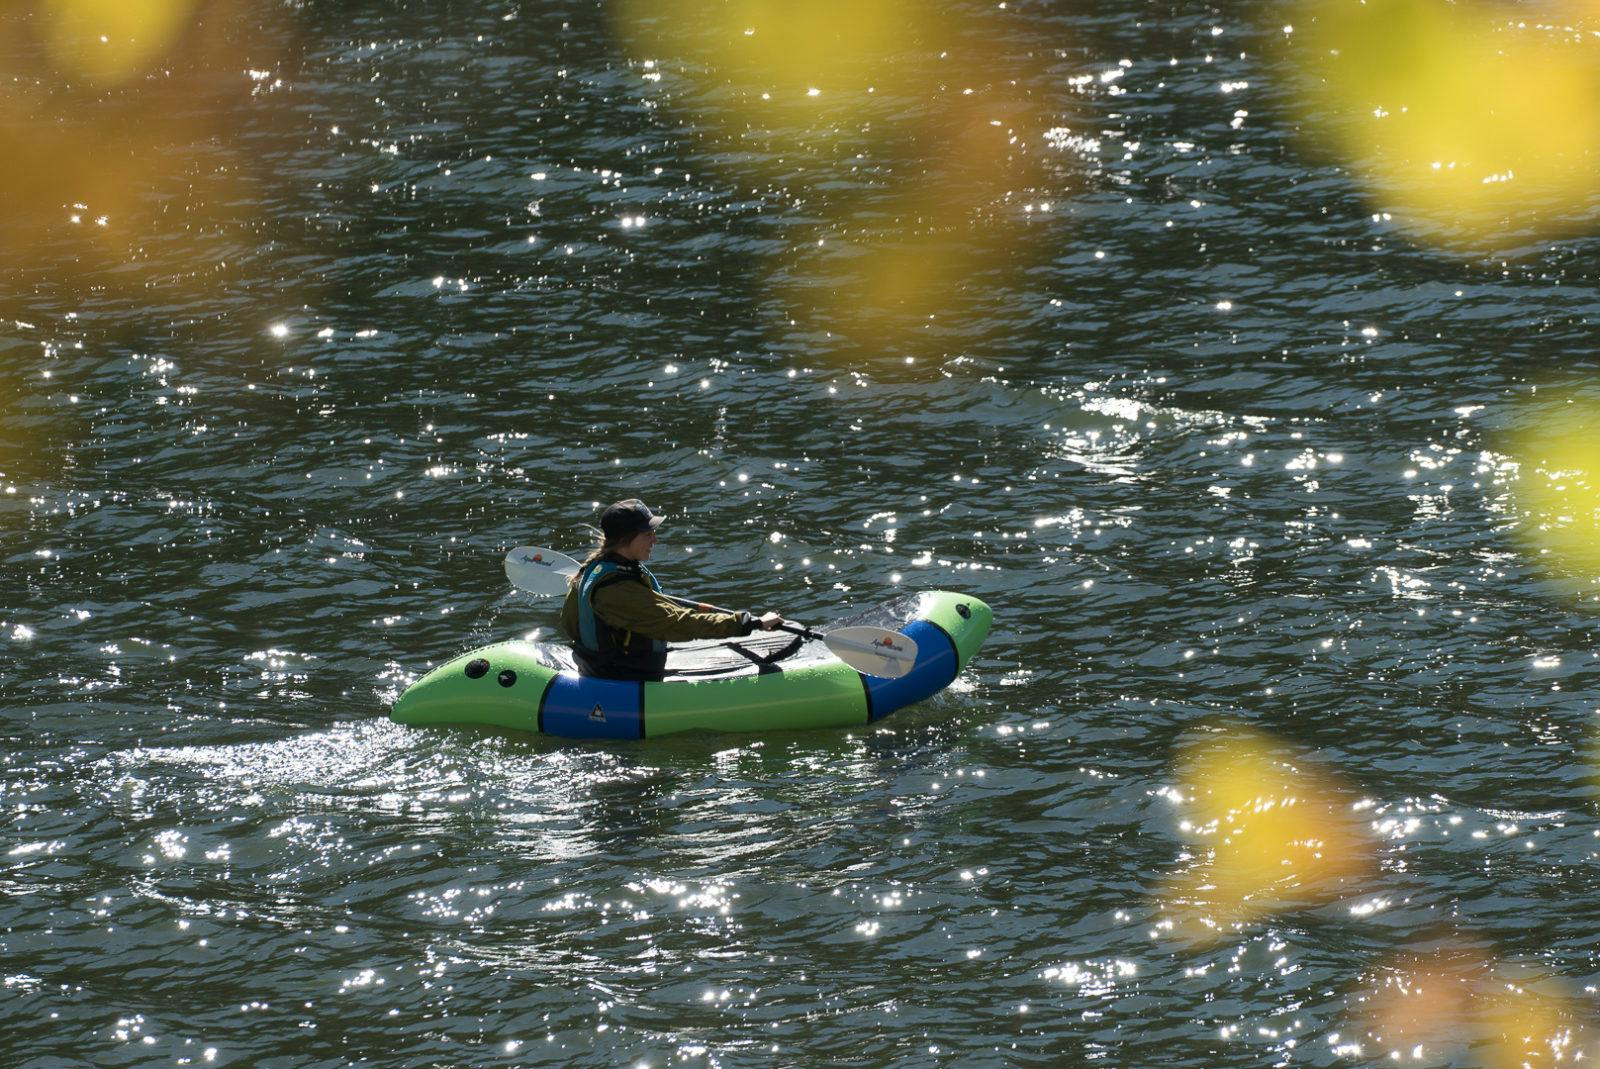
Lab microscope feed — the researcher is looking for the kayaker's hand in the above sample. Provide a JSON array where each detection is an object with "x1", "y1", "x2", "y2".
[{"x1": 757, "y1": 612, "x2": 784, "y2": 631}]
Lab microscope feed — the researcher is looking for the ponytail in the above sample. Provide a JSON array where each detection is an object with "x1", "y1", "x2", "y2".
[{"x1": 569, "y1": 532, "x2": 623, "y2": 588}]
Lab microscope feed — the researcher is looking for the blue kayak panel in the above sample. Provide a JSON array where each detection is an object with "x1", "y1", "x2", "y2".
[
  {"x1": 863, "y1": 619, "x2": 958, "y2": 721},
  {"x1": 539, "y1": 673, "x2": 644, "y2": 740}
]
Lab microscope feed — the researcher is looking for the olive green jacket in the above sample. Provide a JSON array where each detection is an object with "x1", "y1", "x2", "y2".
[{"x1": 560, "y1": 568, "x2": 753, "y2": 645}]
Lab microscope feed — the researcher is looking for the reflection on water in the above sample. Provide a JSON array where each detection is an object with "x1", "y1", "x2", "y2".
[{"x1": 6, "y1": 0, "x2": 1600, "y2": 1064}]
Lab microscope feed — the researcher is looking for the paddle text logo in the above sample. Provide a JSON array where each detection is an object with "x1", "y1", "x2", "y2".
[
  {"x1": 519, "y1": 553, "x2": 557, "y2": 570},
  {"x1": 874, "y1": 636, "x2": 907, "y2": 654}
]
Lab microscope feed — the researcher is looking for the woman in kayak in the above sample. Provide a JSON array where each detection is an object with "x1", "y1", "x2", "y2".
[{"x1": 559, "y1": 499, "x2": 784, "y2": 680}]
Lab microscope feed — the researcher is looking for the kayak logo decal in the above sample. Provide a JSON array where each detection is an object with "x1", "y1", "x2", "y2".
[{"x1": 590, "y1": 702, "x2": 605, "y2": 722}]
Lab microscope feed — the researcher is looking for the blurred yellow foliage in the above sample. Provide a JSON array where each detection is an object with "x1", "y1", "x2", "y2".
[
  {"x1": 614, "y1": 0, "x2": 1050, "y2": 358},
  {"x1": 0, "y1": 0, "x2": 282, "y2": 299},
  {"x1": 1354, "y1": 952, "x2": 1590, "y2": 1066},
  {"x1": 780, "y1": 111, "x2": 1032, "y2": 354},
  {"x1": 1479, "y1": 984, "x2": 1584, "y2": 1068},
  {"x1": 1507, "y1": 394, "x2": 1600, "y2": 589},
  {"x1": 1294, "y1": 0, "x2": 1600, "y2": 248},
  {"x1": 613, "y1": 0, "x2": 939, "y2": 128},
  {"x1": 1159, "y1": 725, "x2": 1372, "y2": 939},
  {"x1": 1359, "y1": 959, "x2": 1478, "y2": 1061},
  {"x1": 43, "y1": 0, "x2": 200, "y2": 84}
]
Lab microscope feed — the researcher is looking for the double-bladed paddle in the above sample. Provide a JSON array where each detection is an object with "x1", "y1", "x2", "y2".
[{"x1": 503, "y1": 545, "x2": 919, "y2": 679}]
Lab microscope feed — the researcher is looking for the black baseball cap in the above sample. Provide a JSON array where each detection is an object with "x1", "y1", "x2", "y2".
[{"x1": 601, "y1": 499, "x2": 663, "y2": 541}]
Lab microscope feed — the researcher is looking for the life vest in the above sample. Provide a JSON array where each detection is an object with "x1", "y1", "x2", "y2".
[{"x1": 575, "y1": 556, "x2": 668, "y2": 675}]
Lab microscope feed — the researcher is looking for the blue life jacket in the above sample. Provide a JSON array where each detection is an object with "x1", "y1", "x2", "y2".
[{"x1": 575, "y1": 556, "x2": 668, "y2": 676}]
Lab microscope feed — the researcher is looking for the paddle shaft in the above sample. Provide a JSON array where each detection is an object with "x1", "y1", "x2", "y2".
[
  {"x1": 661, "y1": 592, "x2": 916, "y2": 665},
  {"x1": 661, "y1": 592, "x2": 823, "y2": 641}
]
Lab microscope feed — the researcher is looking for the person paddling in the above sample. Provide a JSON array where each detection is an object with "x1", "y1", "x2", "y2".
[{"x1": 559, "y1": 499, "x2": 784, "y2": 680}]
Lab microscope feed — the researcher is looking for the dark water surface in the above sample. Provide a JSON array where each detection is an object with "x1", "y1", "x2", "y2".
[{"x1": 6, "y1": 1, "x2": 1600, "y2": 1065}]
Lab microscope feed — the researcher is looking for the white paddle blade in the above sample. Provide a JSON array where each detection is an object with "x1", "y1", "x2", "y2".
[
  {"x1": 504, "y1": 545, "x2": 580, "y2": 596},
  {"x1": 823, "y1": 626, "x2": 919, "y2": 679}
]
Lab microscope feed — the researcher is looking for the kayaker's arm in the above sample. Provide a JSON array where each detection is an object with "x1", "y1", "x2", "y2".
[{"x1": 590, "y1": 580, "x2": 756, "y2": 641}]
